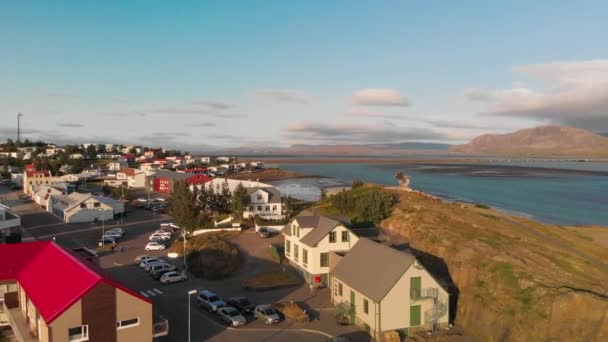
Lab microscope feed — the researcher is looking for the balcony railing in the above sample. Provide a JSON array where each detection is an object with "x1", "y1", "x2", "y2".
[
  {"x1": 153, "y1": 312, "x2": 169, "y2": 337},
  {"x1": 410, "y1": 287, "x2": 439, "y2": 301}
]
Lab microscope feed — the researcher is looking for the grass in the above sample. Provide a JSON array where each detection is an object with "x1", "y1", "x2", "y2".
[
  {"x1": 474, "y1": 203, "x2": 492, "y2": 209},
  {"x1": 170, "y1": 232, "x2": 240, "y2": 280},
  {"x1": 517, "y1": 287, "x2": 535, "y2": 311},
  {"x1": 490, "y1": 262, "x2": 519, "y2": 289},
  {"x1": 241, "y1": 269, "x2": 302, "y2": 290}
]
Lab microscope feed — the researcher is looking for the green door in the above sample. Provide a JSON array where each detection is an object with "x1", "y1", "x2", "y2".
[
  {"x1": 410, "y1": 305, "x2": 421, "y2": 326},
  {"x1": 410, "y1": 277, "x2": 421, "y2": 299},
  {"x1": 349, "y1": 290, "x2": 356, "y2": 321}
]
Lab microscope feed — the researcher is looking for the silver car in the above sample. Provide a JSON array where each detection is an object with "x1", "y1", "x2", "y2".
[
  {"x1": 197, "y1": 290, "x2": 225, "y2": 312},
  {"x1": 254, "y1": 305, "x2": 280, "y2": 325},
  {"x1": 217, "y1": 306, "x2": 247, "y2": 327}
]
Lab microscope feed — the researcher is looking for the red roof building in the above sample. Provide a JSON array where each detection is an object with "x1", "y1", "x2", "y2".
[
  {"x1": 0, "y1": 241, "x2": 155, "y2": 341},
  {"x1": 186, "y1": 174, "x2": 212, "y2": 185}
]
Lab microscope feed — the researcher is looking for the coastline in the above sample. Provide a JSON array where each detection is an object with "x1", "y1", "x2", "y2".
[{"x1": 227, "y1": 168, "x2": 323, "y2": 182}]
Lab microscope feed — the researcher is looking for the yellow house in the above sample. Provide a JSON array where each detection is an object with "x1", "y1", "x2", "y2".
[
  {"x1": 23, "y1": 170, "x2": 57, "y2": 195},
  {"x1": 331, "y1": 238, "x2": 450, "y2": 339}
]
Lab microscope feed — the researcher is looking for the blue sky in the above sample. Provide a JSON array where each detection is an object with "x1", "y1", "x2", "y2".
[{"x1": 1, "y1": 1, "x2": 607, "y2": 150}]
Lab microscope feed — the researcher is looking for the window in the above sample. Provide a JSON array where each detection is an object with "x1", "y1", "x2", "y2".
[
  {"x1": 80, "y1": 203, "x2": 86, "y2": 208},
  {"x1": 291, "y1": 224, "x2": 296, "y2": 236},
  {"x1": 302, "y1": 249, "x2": 308, "y2": 266},
  {"x1": 93, "y1": 202, "x2": 100, "y2": 208},
  {"x1": 272, "y1": 205, "x2": 277, "y2": 211},
  {"x1": 257, "y1": 194, "x2": 263, "y2": 200},
  {"x1": 338, "y1": 282, "x2": 343, "y2": 296},
  {"x1": 363, "y1": 299, "x2": 369, "y2": 314},
  {"x1": 329, "y1": 232, "x2": 336, "y2": 243},
  {"x1": 320, "y1": 253, "x2": 329, "y2": 267},
  {"x1": 117, "y1": 317, "x2": 140, "y2": 330},
  {"x1": 341, "y1": 231, "x2": 349, "y2": 242},
  {"x1": 257, "y1": 205, "x2": 262, "y2": 211},
  {"x1": 68, "y1": 325, "x2": 89, "y2": 341},
  {"x1": 294, "y1": 244, "x2": 299, "y2": 261},
  {"x1": 249, "y1": 206, "x2": 253, "y2": 211},
  {"x1": 296, "y1": 226, "x2": 300, "y2": 238},
  {"x1": 265, "y1": 206, "x2": 270, "y2": 211},
  {"x1": 286, "y1": 240, "x2": 291, "y2": 255}
]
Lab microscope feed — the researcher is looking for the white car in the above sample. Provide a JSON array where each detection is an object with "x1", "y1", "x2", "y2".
[
  {"x1": 139, "y1": 258, "x2": 163, "y2": 268},
  {"x1": 160, "y1": 271, "x2": 187, "y2": 284},
  {"x1": 103, "y1": 232, "x2": 122, "y2": 240},
  {"x1": 135, "y1": 255, "x2": 153, "y2": 263},
  {"x1": 145, "y1": 242, "x2": 166, "y2": 251},
  {"x1": 149, "y1": 233, "x2": 171, "y2": 241},
  {"x1": 107, "y1": 228, "x2": 125, "y2": 237},
  {"x1": 152, "y1": 230, "x2": 172, "y2": 237}
]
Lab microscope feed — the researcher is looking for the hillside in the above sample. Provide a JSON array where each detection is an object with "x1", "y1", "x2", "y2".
[
  {"x1": 450, "y1": 125, "x2": 608, "y2": 157},
  {"x1": 380, "y1": 190, "x2": 608, "y2": 341}
]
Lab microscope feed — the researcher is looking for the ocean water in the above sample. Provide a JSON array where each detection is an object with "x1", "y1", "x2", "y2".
[{"x1": 274, "y1": 162, "x2": 608, "y2": 226}]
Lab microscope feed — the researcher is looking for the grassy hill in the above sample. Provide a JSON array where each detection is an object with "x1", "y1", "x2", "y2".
[{"x1": 378, "y1": 190, "x2": 608, "y2": 341}]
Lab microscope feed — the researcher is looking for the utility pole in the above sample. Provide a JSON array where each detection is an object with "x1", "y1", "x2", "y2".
[{"x1": 17, "y1": 113, "x2": 23, "y2": 143}]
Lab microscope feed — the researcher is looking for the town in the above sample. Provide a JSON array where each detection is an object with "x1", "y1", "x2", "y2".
[{"x1": 1, "y1": 139, "x2": 450, "y2": 342}]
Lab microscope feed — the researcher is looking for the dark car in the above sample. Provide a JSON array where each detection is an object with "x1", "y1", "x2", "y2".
[
  {"x1": 152, "y1": 268, "x2": 176, "y2": 280},
  {"x1": 227, "y1": 297, "x2": 255, "y2": 315},
  {"x1": 257, "y1": 228, "x2": 271, "y2": 238}
]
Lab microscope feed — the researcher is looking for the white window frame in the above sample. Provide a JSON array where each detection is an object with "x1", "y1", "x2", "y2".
[
  {"x1": 117, "y1": 317, "x2": 140, "y2": 330},
  {"x1": 68, "y1": 324, "x2": 89, "y2": 342}
]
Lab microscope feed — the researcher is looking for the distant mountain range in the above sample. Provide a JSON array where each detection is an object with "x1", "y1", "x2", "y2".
[
  {"x1": 223, "y1": 142, "x2": 452, "y2": 156},
  {"x1": 450, "y1": 125, "x2": 608, "y2": 158}
]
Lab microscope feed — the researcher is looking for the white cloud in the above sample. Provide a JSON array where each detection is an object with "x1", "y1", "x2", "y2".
[
  {"x1": 466, "y1": 60, "x2": 608, "y2": 131},
  {"x1": 353, "y1": 88, "x2": 409, "y2": 106},
  {"x1": 343, "y1": 108, "x2": 406, "y2": 120},
  {"x1": 256, "y1": 89, "x2": 311, "y2": 104}
]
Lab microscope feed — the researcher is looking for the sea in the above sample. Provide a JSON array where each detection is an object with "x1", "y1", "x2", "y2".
[{"x1": 268, "y1": 160, "x2": 608, "y2": 227}]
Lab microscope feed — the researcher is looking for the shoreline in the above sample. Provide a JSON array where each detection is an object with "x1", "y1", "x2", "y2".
[{"x1": 227, "y1": 168, "x2": 324, "y2": 182}]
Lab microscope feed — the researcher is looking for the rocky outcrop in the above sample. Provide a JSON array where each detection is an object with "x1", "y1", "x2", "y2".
[{"x1": 380, "y1": 190, "x2": 608, "y2": 341}]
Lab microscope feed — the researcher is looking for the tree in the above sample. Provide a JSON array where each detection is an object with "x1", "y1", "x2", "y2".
[
  {"x1": 231, "y1": 183, "x2": 250, "y2": 219},
  {"x1": 284, "y1": 195, "x2": 296, "y2": 218},
  {"x1": 168, "y1": 181, "x2": 201, "y2": 233},
  {"x1": 352, "y1": 179, "x2": 365, "y2": 189},
  {"x1": 86, "y1": 145, "x2": 97, "y2": 159}
]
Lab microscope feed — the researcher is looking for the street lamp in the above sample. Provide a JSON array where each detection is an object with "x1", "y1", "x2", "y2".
[
  {"x1": 97, "y1": 208, "x2": 106, "y2": 246},
  {"x1": 187, "y1": 289, "x2": 197, "y2": 342},
  {"x1": 183, "y1": 230, "x2": 187, "y2": 273}
]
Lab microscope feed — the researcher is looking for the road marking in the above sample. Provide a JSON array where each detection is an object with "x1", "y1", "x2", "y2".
[
  {"x1": 153, "y1": 288, "x2": 163, "y2": 295},
  {"x1": 145, "y1": 290, "x2": 157, "y2": 296},
  {"x1": 140, "y1": 291, "x2": 149, "y2": 298}
]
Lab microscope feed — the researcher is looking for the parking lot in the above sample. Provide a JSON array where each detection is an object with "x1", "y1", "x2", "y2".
[{"x1": 1, "y1": 184, "x2": 370, "y2": 341}]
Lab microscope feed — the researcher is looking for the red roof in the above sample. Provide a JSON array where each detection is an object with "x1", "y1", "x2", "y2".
[
  {"x1": 26, "y1": 170, "x2": 51, "y2": 177},
  {"x1": 0, "y1": 241, "x2": 150, "y2": 324},
  {"x1": 119, "y1": 167, "x2": 136, "y2": 176},
  {"x1": 25, "y1": 163, "x2": 36, "y2": 172},
  {"x1": 186, "y1": 174, "x2": 212, "y2": 185}
]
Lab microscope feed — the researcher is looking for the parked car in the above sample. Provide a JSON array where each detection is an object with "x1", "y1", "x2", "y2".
[
  {"x1": 107, "y1": 227, "x2": 125, "y2": 237},
  {"x1": 257, "y1": 227, "x2": 271, "y2": 238},
  {"x1": 144, "y1": 260, "x2": 168, "y2": 272},
  {"x1": 99, "y1": 236, "x2": 116, "y2": 244},
  {"x1": 227, "y1": 297, "x2": 255, "y2": 315},
  {"x1": 217, "y1": 306, "x2": 247, "y2": 327},
  {"x1": 197, "y1": 290, "x2": 225, "y2": 312},
  {"x1": 152, "y1": 230, "x2": 172, "y2": 238},
  {"x1": 149, "y1": 233, "x2": 170, "y2": 241},
  {"x1": 103, "y1": 232, "x2": 122, "y2": 240},
  {"x1": 254, "y1": 305, "x2": 280, "y2": 325},
  {"x1": 135, "y1": 255, "x2": 153, "y2": 263},
  {"x1": 139, "y1": 258, "x2": 163, "y2": 268},
  {"x1": 160, "y1": 271, "x2": 188, "y2": 284},
  {"x1": 151, "y1": 268, "x2": 175, "y2": 280},
  {"x1": 147, "y1": 263, "x2": 176, "y2": 274},
  {"x1": 145, "y1": 242, "x2": 166, "y2": 251}
]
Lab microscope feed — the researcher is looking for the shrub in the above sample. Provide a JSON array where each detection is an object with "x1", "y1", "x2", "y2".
[
  {"x1": 176, "y1": 233, "x2": 240, "y2": 280},
  {"x1": 330, "y1": 186, "x2": 397, "y2": 225},
  {"x1": 475, "y1": 203, "x2": 491, "y2": 209}
]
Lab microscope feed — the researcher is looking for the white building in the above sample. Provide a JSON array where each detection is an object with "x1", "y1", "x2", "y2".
[
  {"x1": 31, "y1": 184, "x2": 66, "y2": 208},
  {"x1": 69, "y1": 153, "x2": 84, "y2": 160},
  {"x1": 0, "y1": 203, "x2": 21, "y2": 232},
  {"x1": 282, "y1": 215, "x2": 359, "y2": 285},
  {"x1": 49, "y1": 192, "x2": 125, "y2": 223},
  {"x1": 244, "y1": 187, "x2": 283, "y2": 219}
]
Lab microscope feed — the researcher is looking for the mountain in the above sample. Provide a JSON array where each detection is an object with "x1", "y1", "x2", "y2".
[
  {"x1": 450, "y1": 125, "x2": 608, "y2": 157},
  {"x1": 222, "y1": 142, "x2": 452, "y2": 156}
]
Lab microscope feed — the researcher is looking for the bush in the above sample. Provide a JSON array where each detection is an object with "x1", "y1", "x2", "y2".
[
  {"x1": 330, "y1": 186, "x2": 397, "y2": 225},
  {"x1": 181, "y1": 233, "x2": 240, "y2": 280},
  {"x1": 475, "y1": 203, "x2": 491, "y2": 209},
  {"x1": 269, "y1": 244, "x2": 283, "y2": 263}
]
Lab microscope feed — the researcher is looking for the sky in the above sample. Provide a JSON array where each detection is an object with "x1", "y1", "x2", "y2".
[{"x1": 1, "y1": 1, "x2": 607, "y2": 151}]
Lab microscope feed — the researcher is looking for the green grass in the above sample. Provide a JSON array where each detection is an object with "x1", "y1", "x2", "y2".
[
  {"x1": 475, "y1": 203, "x2": 492, "y2": 209},
  {"x1": 517, "y1": 287, "x2": 535, "y2": 311},
  {"x1": 490, "y1": 262, "x2": 519, "y2": 289},
  {"x1": 241, "y1": 270, "x2": 302, "y2": 289}
]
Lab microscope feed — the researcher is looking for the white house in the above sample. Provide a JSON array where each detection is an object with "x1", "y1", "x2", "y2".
[
  {"x1": 116, "y1": 167, "x2": 149, "y2": 188},
  {"x1": 244, "y1": 187, "x2": 283, "y2": 219},
  {"x1": 31, "y1": 184, "x2": 66, "y2": 208},
  {"x1": 69, "y1": 153, "x2": 84, "y2": 160},
  {"x1": 49, "y1": 192, "x2": 125, "y2": 223},
  {"x1": 330, "y1": 238, "x2": 450, "y2": 339},
  {"x1": 0, "y1": 202, "x2": 21, "y2": 232},
  {"x1": 200, "y1": 157, "x2": 212, "y2": 164},
  {"x1": 282, "y1": 215, "x2": 359, "y2": 286}
]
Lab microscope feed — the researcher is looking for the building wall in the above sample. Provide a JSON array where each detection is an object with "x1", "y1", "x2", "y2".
[
  {"x1": 82, "y1": 282, "x2": 117, "y2": 342},
  {"x1": 24, "y1": 174, "x2": 57, "y2": 195},
  {"x1": 331, "y1": 279, "x2": 378, "y2": 337},
  {"x1": 116, "y1": 288, "x2": 152, "y2": 342},
  {"x1": 380, "y1": 264, "x2": 450, "y2": 332},
  {"x1": 65, "y1": 201, "x2": 114, "y2": 223},
  {"x1": 49, "y1": 299, "x2": 83, "y2": 342}
]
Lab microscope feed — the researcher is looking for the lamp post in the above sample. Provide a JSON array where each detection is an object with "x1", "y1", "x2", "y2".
[
  {"x1": 183, "y1": 230, "x2": 187, "y2": 273},
  {"x1": 98, "y1": 208, "x2": 106, "y2": 246},
  {"x1": 17, "y1": 113, "x2": 23, "y2": 143},
  {"x1": 187, "y1": 289, "x2": 197, "y2": 342}
]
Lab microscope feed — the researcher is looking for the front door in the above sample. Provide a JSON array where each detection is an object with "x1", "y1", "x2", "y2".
[{"x1": 410, "y1": 305, "x2": 421, "y2": 327}]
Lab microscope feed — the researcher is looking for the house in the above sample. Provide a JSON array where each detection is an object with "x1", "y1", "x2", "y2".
[
  {"x1": 185, "y1": 174, "x2": 212, "y2": 186},
  {"x1": 23, "y1": 170, "x2": 56, "y2": 195},
  {"x1": 49, "y1": 192, "x2": 125, "y2": 223},
  {"x1": 107, "y1": 161, "x2": 126, "y2": 172},
  {"x1": 115, "y1": 167, "x2": 149, "y2": 188},
  {"x1": 330, "y1": 238, "x2": 449, "y2": 339},
  {"x1": 0, "y1": 152, "x2": 21, "y2": 159},
  {"x1": 150, "y1": 170, "x2": 193, "y2": 193},
  {"x1": 244, "y1": 187, "x2": 283, "y2": 219},
  {"x1": 199, "y1": 157, "x2": 212, "y2": 165},
  {"x1": 31, "y1": 185, "x2": 66, "y2": 208},
  {"x1": 69, "y1": 153, "x2": 84, "y2": 160},
  {"x1": 0, "y1": 241, "x2": 158, "y2": 341},
  {"x1": 216, "y1": 156, "x2": 234, "y2": 163},
  {"x1": 282, "y1": 215, "x2": 359, "y2": 286},
  {"x1": 0, "y1": 202, "x2": 21, "y2": 233}
]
